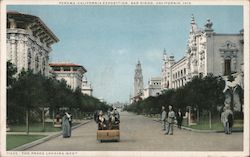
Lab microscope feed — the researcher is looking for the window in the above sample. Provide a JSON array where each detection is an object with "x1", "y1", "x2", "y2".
[
  {"x1": 53, "y1": 67, "x2": 61, "y2": 71},
  {"x1": 63, "y1": 67, "x2": 71, "y2": 71},
  {"x1": 28, "y1": 50, "x2": 32, "y2": 70},
  {"x1": 42, "y1": 59, "x2": 46, "y2": 74},
  {"x1": 73, "y1": 67, "x2": 79, "y2": 71},
  {"x1": 224, "y1": 59, "x2": 231, "y2": 75},
  {"x1": 35, "y1": 55, "x2": 39, "y2": 72}
]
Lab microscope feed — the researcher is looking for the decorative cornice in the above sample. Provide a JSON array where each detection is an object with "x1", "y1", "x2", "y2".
[
  {"x1": 7, "y1": 11, "x2": 59, "y2": 47},
  {"x1": 219, "y1": 40, "x2": 238, "y2": 52}
]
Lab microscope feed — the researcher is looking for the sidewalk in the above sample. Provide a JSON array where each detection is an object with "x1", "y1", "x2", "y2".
[
  {"x1": 9, "y1": 120, "x2": 91, "y2": 151},
  {"x1": 7, "y1": 132, "x2": 58, "y2": 135}
]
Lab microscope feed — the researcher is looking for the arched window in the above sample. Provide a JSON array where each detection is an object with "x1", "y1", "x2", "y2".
[
  {"x1": 42, "y1": 58, "x2": 46, "y2": 74},
  {"x1": 35, "y1": 54, "x2": 39, "y2": 72},
  {"x1": 224, "y1": 58, "x2": 231, "y2": 75},
  {"x1": 27, "y1": 49, "x2": 32, "y2": 70}
]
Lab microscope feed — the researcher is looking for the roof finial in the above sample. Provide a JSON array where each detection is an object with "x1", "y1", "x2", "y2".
[
  {"x1": 204, "y1": 18, "x2": 213, "y2": 31},
  {"x1": 163, "y1": 48, "x2": 167, "y2": 55},
  {"x1": 191, "y1": 14, "x2": 195, "y2": 24}
]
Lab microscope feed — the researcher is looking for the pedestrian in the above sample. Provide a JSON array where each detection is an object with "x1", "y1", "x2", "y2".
[
  {"x1": 110, "y1": 107, "x2": 120, "y2": 129},
  {"x1": 224, "y1": 105, "x2": 234, "y2": 134},
  {"x1": 165, "y1": 105, "x2": 175, "y2": 135},
  {"x1": 94, "y1": 110, "x2": 99, "y2": 123},
  {"x1": 98, "y1": 110, "x2": 107, "y2": 130},
  {"x1": 62, "y1": 112, "x2": 71, "y2": 138},
  {"x1": 176, "y1": 108, "x2": 183, "y2": 129},
  {"x1": 113, "y1": 107, "x2": 120, "y2": 120},
  {"x1": 107, "y1": 108, "x2": 111, "y2": 119},
  {"x1": 161, "y1": 106, "x2": 167, "y2": 131},
  {"x1": 221, "y1": 107, "x2": 227, "y2": 134},
  {"x1": 67, "y1": 112, "x2": 72, "y2": 127}
]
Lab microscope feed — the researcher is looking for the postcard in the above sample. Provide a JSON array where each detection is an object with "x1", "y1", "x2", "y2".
[{"x1": 0, "y1": 0, "x2": 249, "y2": 157}]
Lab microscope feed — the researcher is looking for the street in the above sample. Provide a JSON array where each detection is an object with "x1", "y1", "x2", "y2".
[{"x1": 27, "y1": 111, "x2": 243, "y2": 151}]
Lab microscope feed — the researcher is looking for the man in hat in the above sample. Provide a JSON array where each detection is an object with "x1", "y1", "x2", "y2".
[
  {"x1": 224, "y1": 105, "x2": 234, "y2": 134},
  {"x1": 161, "y1": 106, "x2": 167, "y2": 131},
  {"x1": 165, "y1": 105, "x2": 175, "y2": 135},
  {"x1": 221, "y1": 106, "x2": 227, "y2": 133}
]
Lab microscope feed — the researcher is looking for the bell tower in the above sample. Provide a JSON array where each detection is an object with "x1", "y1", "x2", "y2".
[{"x1": 134, "y1": 61, "x2": 144, "y2": 97}]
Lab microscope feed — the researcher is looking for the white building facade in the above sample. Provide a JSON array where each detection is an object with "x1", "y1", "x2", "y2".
[
  {"x1": 81, "y1": 77, "x2": 93, "y2": 96},
  {"x1": 7, "y1": 11, "x2": 59, "y2": 76},
  {"x1": 143, "y1": 77, "x2": 162, "y2": 99},
  {"x1": 49, "y1": 63, "x2": 87, "y2": 91},
  {"x1": 162, "y1": 15, "x2": 244, "y2": 90},
  {"x1": 134, "y1": 61, "x2": 144, "y2": 97}
]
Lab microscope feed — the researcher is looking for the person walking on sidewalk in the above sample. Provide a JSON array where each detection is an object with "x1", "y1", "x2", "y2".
[
  {"x1": 67, "y1": 112, "x2": 72, "y2": 127},
  {"x1": 62, "y1": 112, "x2": 71, "y2": 138},
  {"x1": 224, "y1": 105, "x2": 234, "y2": 134},
  {"x1": 165, "y1": 105, "x2": 175, "y2": 135},
  {"x1": 221, "y1": 107, "x2": 227, "y2": 133},
  {"x1": 161, "y1": 106, "x2": 167, "y2": 131},
  {"x1": 176, "y1": 108, "x2": 183, "y2": 129}
]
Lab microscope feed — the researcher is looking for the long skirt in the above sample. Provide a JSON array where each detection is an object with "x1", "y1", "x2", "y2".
[{"x1": 62, "y1": 122, "x2": 71, "y2": 138}]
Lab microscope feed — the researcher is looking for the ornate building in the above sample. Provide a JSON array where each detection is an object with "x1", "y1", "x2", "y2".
[
  {"x1": 7, "y1": 11, "x2": 59, "y2": 76},
  {"x1": 81, "y1": 77, "x2": 93, "y2": 96},
  {"x1": 134, "y1": 61, "x2": 144, "y2": 97},
  {"x1": 162, "y1": 15, "x2": 244, "y2": 90},
  {"x1": 143, "y1": 77, "x2": 162, "y2": 99},
  {"x1": 49, "y1": 63, "x2": 87, "y2": 91},
  {"x1": 161, "y1": 49, "x2": 176, "y2": 89}
]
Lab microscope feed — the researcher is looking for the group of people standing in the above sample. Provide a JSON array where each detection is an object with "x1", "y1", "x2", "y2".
[
  {"x1": 161, "y1": 105, "x2": 183, "y2": 135},
  {"x1": 161, "y1": 104, "x2": 234, "y2": 136}
]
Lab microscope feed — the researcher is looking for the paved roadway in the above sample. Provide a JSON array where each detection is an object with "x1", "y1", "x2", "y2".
[{"x1": 27, "y1": 111, "x2": 243, "y2": 151}]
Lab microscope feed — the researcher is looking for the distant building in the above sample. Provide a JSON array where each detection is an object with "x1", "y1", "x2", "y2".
[
  {"x1": 134, "y1": 61, "x2": 144, "y2": 97},
  {"x1": 81, "y1": 77, "x2": 93, "y2": 96},
  {"x1": 143, "y1": 77, "x2": 162, "y2": 99},
  {"x1": 162, "y1": 15, "x2": 244, "y2": 90},
  {"x1": 6, "y1": 11, "x2": 59, "y2": 76},
  {"x1": 161, "y1": 49, "x2": 175, "y2": 89},
  {"x1": 49, "y1": 63, "x2": 87, "y2": 91},
  {"x1": 131, "y1": 60, "x2": 144, "y2": 102}
]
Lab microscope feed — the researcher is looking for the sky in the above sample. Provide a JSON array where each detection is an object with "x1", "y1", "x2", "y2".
[{"x1": 7, "y1": 5, "x2": 243, "y2": 103}]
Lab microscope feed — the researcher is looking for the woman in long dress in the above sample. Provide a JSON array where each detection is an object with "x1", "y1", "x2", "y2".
[{"x1": 62, "y1": 112, "x2": 71, "y2": 138}]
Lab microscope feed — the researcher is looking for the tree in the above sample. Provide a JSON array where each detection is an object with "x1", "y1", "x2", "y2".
[
  {"x1": 125, "y1": 73, "x2": 225, "y2": 129},
  {"x1": 7, "y1": 61, "x2": 17, "y2": 87},
  {"x1": 7, "y1": 68, "x2": 114, "y2": 129},
  {"x1": 9, "y1": 70, "x2": 47, "y2": 134}
]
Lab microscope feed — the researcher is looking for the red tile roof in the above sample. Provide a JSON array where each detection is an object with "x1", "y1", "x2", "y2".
[
  {"x1": 49, "y1": 63, "x2": 80, "y2": 67},
  {"x1": 49, "y1": 63, "x2": 87, "y2": 72}
]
